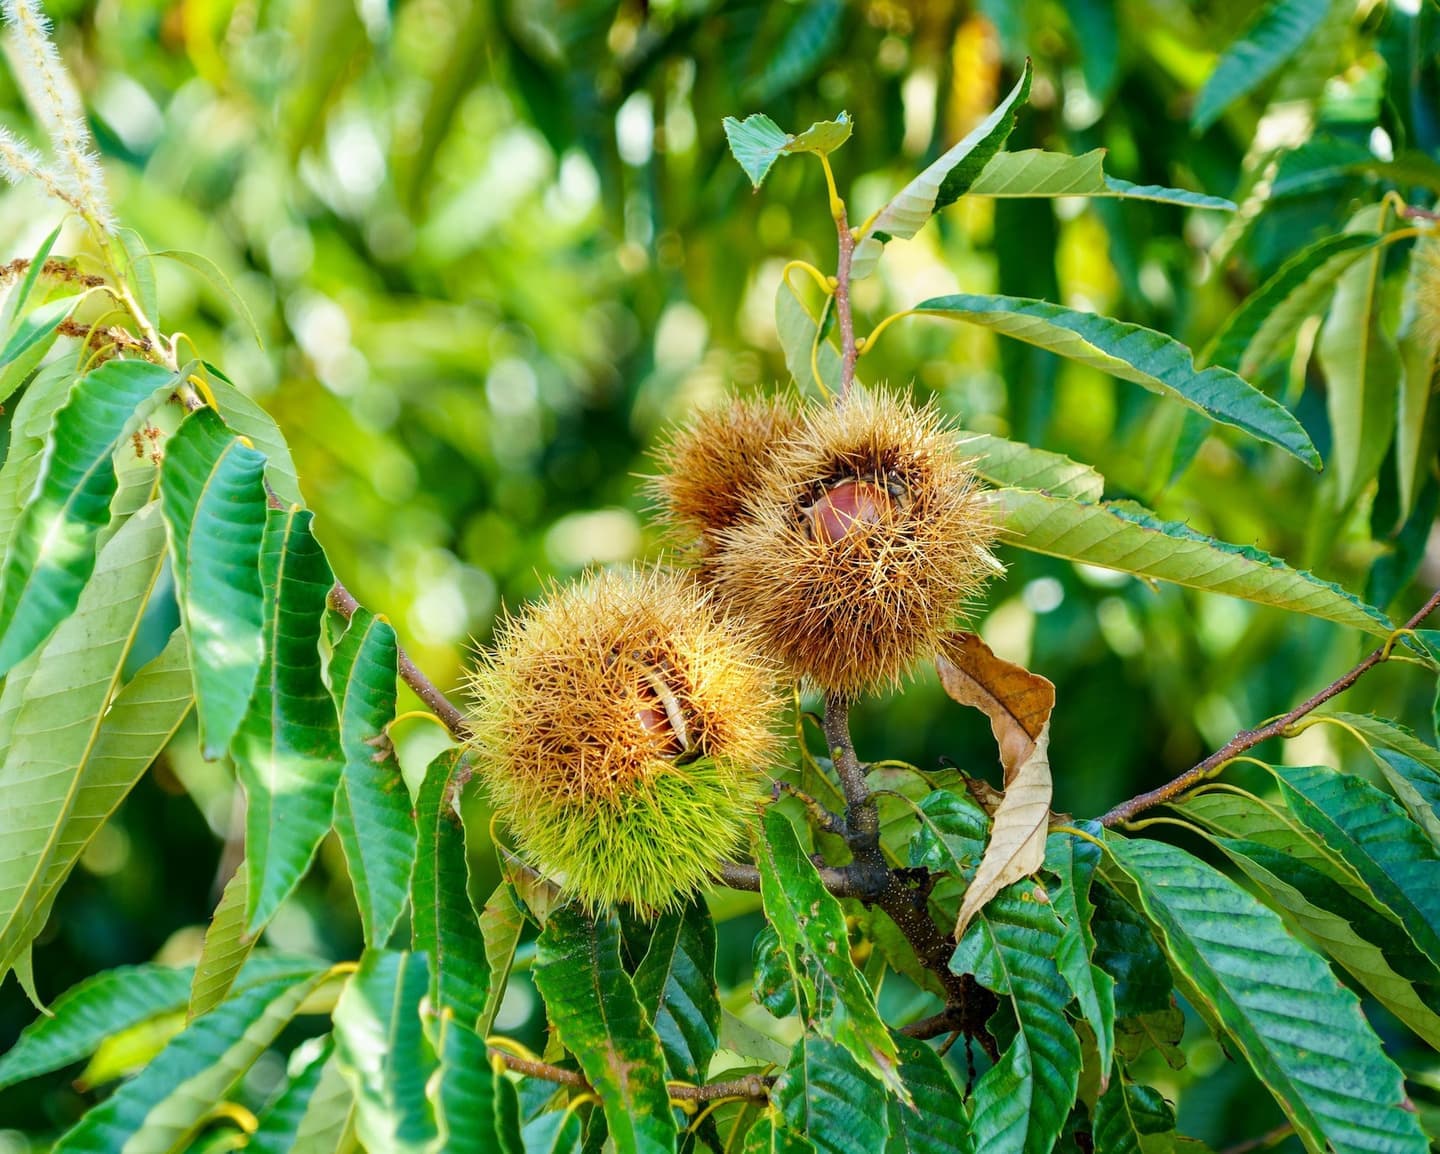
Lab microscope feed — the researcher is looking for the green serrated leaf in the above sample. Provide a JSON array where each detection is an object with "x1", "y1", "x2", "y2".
[
  {"x1": 1192, "y1": 0, "x2": 1335, "y2": 131},
  {"x1": 0, "y1": 358, "x2": 75, "y2": 560},
  {"x1": 203, "y1": 369, "x2": 303, "y2": 506},
  {"x1": 913, "y1": 294, "x2": 1318, "y2": 466},
  {"x1": 533, "y1": 904, "x2": 677, "y2": 1154},
  {"x1": 0, "y1": 359, "x2": 177, "y2": 674},
  {"x1": 1090, "y1": 885, "x2": 1174, "y2": 1019},
  {"x1": 332, "y1": 948, "x2": 440, "y2": 1153},
  {"x1": 0, "y1": 223, "x2": 62, "y2": 338},
  {"x1": 190, "y1": 867, "x2": 255, "y2": 1019},
  {"x1": 1092, "y1": 1074, "x2": 1175, "y2": 1154},
  {"x1": 956, "y1": 885, "x2": 1082, "y2": 1154},
  {"x1": 1317, "y1": 204, "x2": 1399, "y2": 507},
  {"x1": 886, "y1": 1032, "x2": 971, "y2": 1154},
  {"x1": 1045, "y1": 830, "x2": 1115, "y2": 1075},
  {"x1": 53, "y1": 969, "x2": 331, "y2": 1154},
  {"x1": 1209, "y1": 835, "x2": 1440, "y2": 1049},
  {"x1": 1202, "y1": 232, "x2": 1381, "y2": 377},
  {"x1": 960, "y1": 431, "x2": 1105, "y2": 502},
  {"x1": 1106, "y1": 835, "x2": 1427, "y2": 1154},
  {"x1": 160, "y1": 406, "x2": 267, "y2": 757},
  {"x1": 852, "y1": 61, "x2": 1033, "y2": 279},
  {"x1": 232, "y1": 504, "x2": 344, "y2": 931},
  {"x1": 116, "y1": 227, "x2": 159, "y2": 324},
  {"x1": 413, "y1": 748, "x2": 487, "y2": 1026},
  {"x1": 0, "y1": 505, "x2": 171, "y2": 982},
  {"x1": 772, "y1": 1034, "x2": 889, "y2": 1154},
  {"x1": 756, "y1": 808, "x2": 904, "y2": 1095},
  {"x1": 0, "y1": 295, "x2": 78, "y2": 408},
  {"x1": 0, "y1": 963, "x2": 192, "y2": 1090},
  {"x1": 1273, "y1": 763, "x2": 1440, "y2": 962},
  {"x1": 722, "y1": 114, "x2": 791, "y2": 189},
  {"x1": 249, "y1": 1037, "x2": 336, "y2": 1154},
  {"x1": 153, "y1": 249, "x2": 265, "y2": 349},
  {"x1": 994, "y1": 490, "x2": 1391, "y2": 635},
  {"x1": 1323, "y1": 713, "x2": 1440, "y2": 850},
  {"x1": 290, "y1": 1050, "x2": 358, "y2": 1154},
  {"x1": 479, "y1": 882, "x2": 525, "y2": 1037},
  {"x1": 966, "y1": 149, "x2": 1232, "y2": 210},
  {"x1": 633, "y1": 896, "x2": 720, "y2": 1084},
  {"x1": 332, "y1": 607, "x2": 412, "y2": 947}
]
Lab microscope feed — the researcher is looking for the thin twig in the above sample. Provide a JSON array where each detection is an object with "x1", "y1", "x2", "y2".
[
  {"x1": 833, "y1": 206, "x2": 858, "y2": 394},
  {"x1": 491, "y1": 1049, "x2": 774, "y2": 1103},
  {"x1": 1099, "y1": 587, "x2": 1440, "y2": 827},
  {"x1": 327, "y1": 582, "x2": 473, "y2": 742},
  {"x1": 1217, "y1": 1122, "x2": 1294, "y2": 1154}
]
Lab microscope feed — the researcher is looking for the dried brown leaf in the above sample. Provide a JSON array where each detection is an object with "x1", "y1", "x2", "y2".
[{"x1": 936, "y1": 631, "x2": 1055, "y2": 784}]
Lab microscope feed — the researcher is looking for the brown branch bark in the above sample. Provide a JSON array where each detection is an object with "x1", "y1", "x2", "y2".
[
  {"x1": 491, "y1": 1049, "x2": 774, "y2": 1103},
  {"x1": 327, "y1": 582, "x2": 473, "y2": 742},
  {"x1": 823, "y1": 692, "x2": 878, "y2": 849},
  {"x1": 1099, "y1": 587, "x2": 1440, "y2": 827}
]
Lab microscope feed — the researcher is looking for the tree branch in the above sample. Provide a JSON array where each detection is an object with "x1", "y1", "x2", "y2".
[
  {"x1": 823, "y1": 692, "x2": 878, "y2": 850},
  {"x1": 490, "y1": 1049, "x2": 774, "y2": 1103},
  {"x1": 1099, "y1": 587, "x2": 1440, "y2": 827},
  {"x1": 327, "y1": 582, "x2": 473, "y2": 742}
]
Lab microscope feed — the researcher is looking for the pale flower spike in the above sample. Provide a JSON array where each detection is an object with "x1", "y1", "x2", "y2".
[
  {"x1": 0, "y1": 120, "x2": 76, "y2": 209},
  {"x1": 0, "y1": 0, "x2": 113, "y2": 232}
]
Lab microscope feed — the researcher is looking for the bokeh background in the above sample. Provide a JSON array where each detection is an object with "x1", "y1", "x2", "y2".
[{"x1": 1, "y1": 0, "x2": 1438, "y2": 1147}]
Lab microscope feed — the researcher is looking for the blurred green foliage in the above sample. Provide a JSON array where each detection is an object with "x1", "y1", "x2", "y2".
[{"x1": 2, "y1": 0, "x2": 1439, "y2": 1147}]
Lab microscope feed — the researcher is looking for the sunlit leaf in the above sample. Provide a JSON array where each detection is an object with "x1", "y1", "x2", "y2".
[
  {"x1": 959, "y1": 431, "x2": 1105, "y2": 502},
  {"x1": 153, "y1": 248, "x2": 265, "y2": 349},
  {"x1": 993, "y1": 490, "x2": 1391, "y2": 635},
  {"x1": 851, "y1": 62, "x2": 1032, "y2": 279},
  {"x1": 722, "y1": 112, "x2": 851, "y2": 190},
  {"x1": 0, "y1": 359, "x2": 177, "y2": 673},
  {"x1": 967, "y1": 149, "x2": 1232, "y2": 209},
  {"x1": 478, "y1": 882, "x2": 525, "y2": 1037},
  {"x1": 913, "y1": 294, "x2": 1318, "y2": 466},
  {"x1": 160, "y1": 406, "x2": 267, "y2": 757},
  {"x1": 632, "y1": 896, "x2": 720, "y2": 1084},
  {"x1": 771, "y1": 1034, "x2": 889, "y2": 1154},
  {"x1": 231, "y1": 504, "x2": 344, "y2": 930},
  {"x1": 249, "y1": 1037, "x2": 335, "y2": 1154},
  {"x1": 1107, "y1": 835, "x2": 1427, "y2": 1154},
  {"x1": 430, "y1": 1009, "x2": 505, "y2": 1154},
  {"x1": 332, "y1": 606, "x2": 412, "y2": 947},
  {"x1": 332, "y1": 948, "x2": 439, "y2": 1153},
  {"x1": 776, "y1": 276, "x2": 843, "y2": 395},
  {"x1": 1321, "y1": 712, "x2": 1440, "y2": 850},
  {"x1": 189, "y1": 867, "x2": 255, "y2": 1019},
  {"x1": 0, "y1": 295, "x2": 78, "y2": 407},
  {"x1": 0, "y1": 358, "x2": 74, "y2": 561},
  {"x1": 413, "y1": 748, "x2": 487, "y2": 1025}
]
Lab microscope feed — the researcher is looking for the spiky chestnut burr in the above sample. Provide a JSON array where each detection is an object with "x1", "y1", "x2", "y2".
[
  {"x1": 713, "y1": 387, "x2": 1000, "y2": 695},
  {"x1": 647, "y1": 393, "x2": 802, "y2": 578},
  {"x1": 465, "y1": 567, "x2": 780, "y2": 913}
]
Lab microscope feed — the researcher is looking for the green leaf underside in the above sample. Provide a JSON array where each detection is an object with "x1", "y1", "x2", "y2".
[
  {"x1": 248, "y1": 1037, "x2": 335, "y2": 1154},
  {"x1": 478, "y1": 882, "x2": 525, "y2": 1036},
  {"x1": 992, "y1": 490, "x2": 1391, "y2": 635},
  {"x1": 413, "y1": 749, "x2": 488, "y2": 1025},
  {"x1": 189, "y1": 866, "x2": 254, "y2": 1019},
  {"x1": 533, "y1": 905, "x2": 677, "y2": 1154},
  {"x1": 632, "y1": 897, "x2": 721, "y2": 1084},
  {"x1": 0, "y1": 224, "x2": 62, "y2": 339},
  {"x1": 776, "y1": 276, "x2": 843, "y2": 396},
  {"x1": 52, "y1": 970, "x2": 329, "y2": 1153},
  {"x1": 1192, "y1": 0, "x2": 1334, "y2": 132},
  {"x1": 851, "y1": 61, "x2": 1032, "y2": 279},
  {"x1": 1273, "y1": 763, "x2": 1440, "y2": 963},
  {"x1": 1045, "y1": 831, "x2": 1115, "y2": 1075},
  {"x1": 232, "y1": 505, "x2": 344, "y2": 931},
  {"x1": 0, "y1": 506, "x2": 169, "y2": 982},
  {"x1": 332, "y1": 948, "x2": 439, "y2": 1153},
  {"x1": 1203, "y1": 232, "x2": 1381, "y2": 376},
  {"x1": 1322, "y1": 713, "x2": 1440, "y2": 850},
  {"x1": 159, "y1": 406, "x2": 267, "y2": 757},
  {"x1": 332, "y1": 607, "x2": 412, "y2": 947},
  {"x1": 913, "y1": 293, "x2": 1318, "y2": 466},
  {"x1": 966, "y1": 149, "x2": 1232, "y2": 209},
  {"x1": 1209, "y1": 835, "x2": 1440, "y2": 1049},
  {"x1": 0, "y1": 295, "x2": 78, "y2": 408},
  {"x1": 153, "y1": 249, "x2": 265, "y2": 349},
  {"x1": 886, "y1": 1032, "x2": 971, "y2": 1154},
  {"x1": 289, "y1": 1052, "x2": 358, "y2": 1154},
  {"x1": 721, "y1": 112, "x2": 851, "y2": 189},
  {"x1": 1106, "y1": 835, "x2": 1426, "y2": 1154},
  {"x1": 0, "y1": 358, "x2": 74, "y2": 568},
  {"x1": 756, "y1": 808, "x2": 903, "y2": 1093},
  {"x1": 959, "y1": 431, "x2": 1105, "y2": 501},
  {"x1": 0, "y1": 359, "x2": 177, "y2": 674},
  {"x1": 204, "y1": 371, "x2": 303, "y2": 506},
  {"x1": 772, "y1": 1034, "x2": 889, "y2": 1154},
  {"x1": 956, "y1": 886, "x2": 1082, "y2": 1154}
]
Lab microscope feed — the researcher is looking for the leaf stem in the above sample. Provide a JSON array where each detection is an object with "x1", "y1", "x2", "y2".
[
  {"x1": 1098, "y1": 586, "x2": 1440, "y2": 827},
  {"x1": 825, "y1": 170, "x2": 859, "y2": 396}
]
